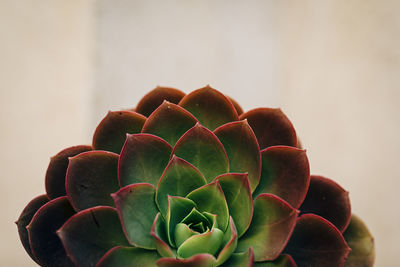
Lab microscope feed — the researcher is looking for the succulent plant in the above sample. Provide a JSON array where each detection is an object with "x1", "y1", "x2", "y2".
[{"x1": 17, "y1": 86, "x2": 375, "y2": 267}]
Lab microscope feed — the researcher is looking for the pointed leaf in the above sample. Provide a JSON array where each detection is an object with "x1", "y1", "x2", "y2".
[
  {"x1": 97, "y1": 246, "x2": 160, "y2": 267},
  {"x1": 66, "y1": 151, "x2": 120, "y2": 211},
  {"x1": 227, "y1": 95, "x2": 244, "y2": 115},
  {"x1": 215, "y1": 120, "x2": 261, "y2": 192},
  {"x1": 254, "y1": 255, "x2": 296, "y2": 267},
  {"x1": 166, "y1": 196, "x2": 197, "y2": 247},
  {"x1": 343, "y1": 214, "x2": 375, "y2": 267},
  {"x1": 284, "y1": 214, "x2": 351, "y2": 266},
  {"x1": 237, "y1": 194, "x2": 298, "y2": 261},
  {"x1": 179, "y1": 86, "x2": 239, "y2": 130},
  {"x1": 215, "y1": 173, "x2": 252, "y2": 237},
  {"x1": 157, "y1": 253, "x2": 217, "y2": 267},
  {"x1": 112, "y1": 183, "x2": 158, "y2": 249},
  {"x1": 172, "y1": 123, "x2": 229, "y2": 182},
  {"x1": 220, "y1": 247, "x2": 254, "y2": 267},
  {"x1": 119, "y1": 134, "x2": 172, "y2": 187},
  {"x1": 16, "y1": 194, "x2": 49, "y2": 264},
  {"x1": 136, "y1": 86, "x2": 186, "y2": 117},
  {"x1": 240, "y1": 108, "x2": 297, "y2": 149},
  {"x1": 45, "y1": 145, "x2": 92, "y2": 199},
  {"x1": 254, "y1": 146, "x2": 310, "y2": 209},
  {"x1": 216, "y1": 217, "x2": 238, "y2": 266},
  {"x1": 177, "y1": 227, "x2": 224, "y2": 258},
  {"x1": 186, "y1": 181, "x2": 230, "y2": 231},
  {"x1": 156, "y1": 156, "x2": 206, "y2": 217},
  {"x1": 300, "y1": 175, "x2": 351, "y2": 232},
  {"x1": 58, "y1": 206, "x2": 130, "y2": 267},
  {"x1": 93, "y1": 111, "x2": 146, "y2": 154},
  {"x1": 27, "y1": 197, "x2": 76, "y2": 267},
  {"x1": 141, "y1": 101, "x2": 197, "y2": 146},
  {"x1": 151, "y1": 213, "x2": 175, "y2": 257}
]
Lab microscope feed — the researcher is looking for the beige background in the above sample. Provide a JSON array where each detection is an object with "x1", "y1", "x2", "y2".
[{"x1": 1, "y1": 0, "x2": 399, "y2": 266}]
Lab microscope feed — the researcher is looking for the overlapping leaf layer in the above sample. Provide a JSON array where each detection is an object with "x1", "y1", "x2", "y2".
[{"x1": 17, "y1": 86, "x2": 374, "y2": 267}]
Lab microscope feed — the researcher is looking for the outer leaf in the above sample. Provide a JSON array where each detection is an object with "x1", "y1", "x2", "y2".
[
  {"x1": 300, "y1": 175, "x2": 351, "y2": 232},
  {"x1": 45, "y1": 145, "x2": 92, "y2": 199},
  {"x1": 214, "y1": 120, "x2": 261, "y2": 192},
  {"x1": 173, "y1": 123, "x2": 229, "y2": 182},
  {"x1": 27, "y1": 197, "x2": 76, "y2": 267},
  {"x1": 156, "y1": 156, "x2": 206, "y2": 217},
  {"x1": 343, "y1": 214, "x2": 375, "y2": 267},
  {"x1": 151, "y1": 213, "x2": 175, "y2": 258},
  {"x1": 66, "y1": 151, "x2": 119, "y2": 211},
  {"x1": 16, "y1": 194, "x2": 49, "y2": 264},
  {"x1": 157, "y1": 253, "x2": 217, "y2": 267},
  {"x1": 96, "y1": 246, "x2": 160, "y2": 267},
  {"x1": 58, "y1": 206, "x2": 130, "y2": 267},
  {"x1": 118, "y1": 133, "x2": 172, "y2": 187},
  {"x1": 239, "y1": 108, "x2": 297, "y2": 149},
  {"x1": 220, "y1": 247, "x2": 254, "y2": 267},
  {"x1": 216, "y1": 217, "x2": 238, "y2": 266},
  {"x1": 284, "y1": 214, "x2": 351, "y2": 267},
  {"x1": 136, "y1": 86, "x2": 186, "y2": 117},
  {"x1": 93, "y1": 111, "x2": 146, "y2": 154},
  {"x1": 214, "y1": 173, "x2": 253, "y2": 237},
  {"x1": 186, "y1": 181, "x2": 230, "y2": 231},
  {"x1": 112, "y1": 183, "x2": 158, "y2": 249},
  {"x1": 253, "y1": 146, "x2": 310, "y2": 209},
  {"x1": 227, "y1": 95, "x2": 244, "y2": 115},
  {"x1": 179, "y1": 85, "x2": 239, "y2": 130},
  {"x1": 141, "y1": 101, "x2": 197, "y2": 146},
  {"x1": 237, "y1": 194, "x2": 298, "y2": 262},
  {"x1": 254, "y1": 255, "x2": 296, "y2": 267}
]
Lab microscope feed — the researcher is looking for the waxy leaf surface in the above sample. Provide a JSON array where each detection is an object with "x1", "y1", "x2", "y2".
[
  {"x1": 179, "y1": 86, "x2": 239, "y2": 130},
  {"x1": 216, "y1": 217, "x2": 238, "y2": 266},
  {"x1": 215, "y1": 173, "x2": 253, "y2": 237},
  {"x1": 173, "y1": 123, "x2": 229, "y2": 182},
  {"x1": 16, "y1": 194, "x2": 49, "y2": 264},
  {"x1": 177, "y1": 227, "x2": 224, "y2": 258},
  {"x1": 45, "y1": 145, "x2": 92, "y2": 199},
  {"x1": 156, "y1": 156, "x2": 206, "y2": 217},
  {"x1": 254, "y1": 146, "x2": 310, "y2": 209},
  {"x1": 284, "y1": 214, "x2": 350, "y2": 267},
  {"x1": 97, "y1": 246, "x2": 159, "y2": 267},
  {"x1": 254, "y1": 255, "x2": 296, "y2": 267},
  {"x1": 66, "y1": 151, "x2": 119, "y2": 211},
  {"x1": 151, "y1": 213, "x2": 175, "y2": 257},
  {"x1": 27, "y1": 197, "x2": 76, "y2": 267},
  {"x1": 136, "y1": 86, "x2": 186, "y2": 117},
  {"x1": 237, "y1": 194, "x2": 298, "y2": 261},
  {"x1": 227, "y1": 96, "x2": 244, "y2": 115},
  {"x1": 113, "y1": 183, "x2": 158, "y2": 249},
  {"x1": 343, "y1": 214, "x2": 375, "y2": 267},
  {"x1": 142, "y1": 101, "x2": 197, "y2": 146},
  {"x1": 93, "y1": 111, "x2": 146, "y2": 154},
  {"x1": 240, "y1": 108, "x2": 297, "y2": 149},
  {"x1": 119, "y1": 134, "x2": 171, "y2": 187},
  {"x1": 215, "y1": 120, "x2": 261, "y2": 192},
  {"x1": 58, "y1": 206, "x2": 130, "y2": 267},
  {"x1": 300, "y1": 175, "x2": 351, "y2": 232},
  {"x1": 157, "y1": 253, "x2": 217, "y2": 267},
  {"x1": 220, "y1": 247, "x2": 254, "y2": 267}
]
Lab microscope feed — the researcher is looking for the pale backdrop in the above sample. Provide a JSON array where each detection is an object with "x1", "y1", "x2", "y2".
[{"x1": 1, "y1": 0, "x2": 399, "y2": 266}]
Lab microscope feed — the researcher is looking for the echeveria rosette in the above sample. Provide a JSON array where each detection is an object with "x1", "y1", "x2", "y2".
[{"x1": 16, "y1": 86, "x2": 375, "y2": 267}]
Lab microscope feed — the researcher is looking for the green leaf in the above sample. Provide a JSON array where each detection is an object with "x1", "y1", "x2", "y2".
[
  {"x1": 151, "y1": 213, "x2": 175, "y2": 258},
  {"x1": 254, "y1": 255, "x2": 296, "y2": 267},
  {"x1": 157, "y1": 254, "x2": 217, "y2": 267},
  {"x1": 220, "y1": 247, "x2": 254, "y2": 267},
  {"x1": 174, "y1": 223, "x2": 198, "y2": 248},
  {"x1": 93, "y1": 111, "x2": 146, "y2": 154},
  {"x1": 237, "y1": 194, "x2": 298, "y2": 261},
  {"x1": 216, "y1": 217, "x2": 238, "y2": 266},
  {"x1": 66, "y1": 151, "x2": 120, "y2": 211},
  {"x1": 156, "y1": 156, "x2": 206, "y2": 217},
  {"x1": 179, "y1": 85, "x2": 239, "y2": 130},
  {"x1": 119, "y1": 133, "x2": 172, "y2": 187},
  {"x1": 177, "y1": 228, "x2": 224, "y2": 258},
  {"x1": 166, "y1": 196, "x2": 197, "y2": 247},
  {"x1": 215, "y1": 173, "x2": 253, "y2": 237},
  {"x1": 58, "y1": 207, "x2": 130, "y2": 267},
  {"x1": 172, "y1": 123, "x2": 229, "y2": 182},
  {"x1": 97, "y1": 246, "x2": 160, "y2": 267},
  {"x1": 343, "y1": 214, "x2": 375, "y2": 267},
  {"x1": 186, "y1": 181, "x2": 230, "y2": 231},
  {"x1": 214, "y1": 120, "x2": 261, "y2": 192},
  {"x1": 112, "y1": 183, "x2": 158, "y2": 249},
  {"x1": 141, "y1": 101, "x2": 197, "y2": 146}
]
